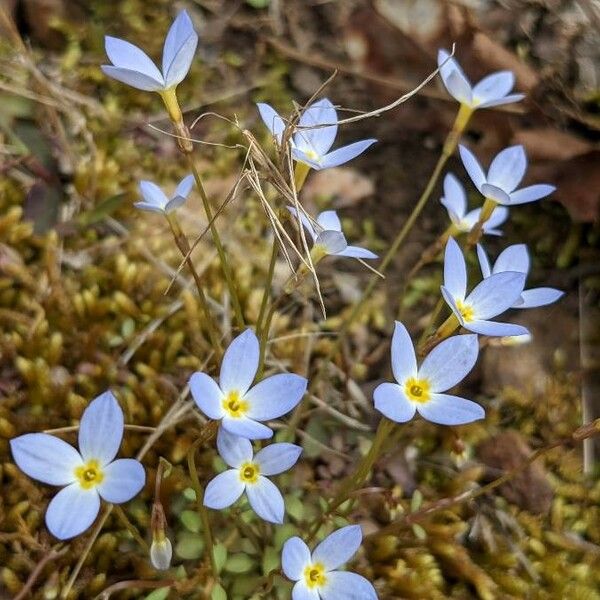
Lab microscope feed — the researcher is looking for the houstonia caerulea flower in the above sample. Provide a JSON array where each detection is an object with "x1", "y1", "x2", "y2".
[
  {"x1": 204, "y1": 428, "x2": 301, "y2": 524},
  {"x1": 101, "y1": 11, "x2": 198, "y2": 92},
  {"x1": 257, "y1": 98, "x2": 376, "y2": 170},
  {"x1": 374, "y1": 321, "x2": 483, "y2": 425},
  {"x1": 287, "y1": 206, "x2": 378, "y2": 260},
  {"x1": 282, "y1": 525, "x2": 377, "y2": 600},
  {"x1": 459, "y1": 145, "x2": 556, "y2": 206},
  {"x1": 477, "y1": 244, "x2": 564, "y2": 309},
  {"x1": 10, "y1": 392, "x2": 145, "y2": 540},
  {"x1": 189, "y1": 329, "x2": 307, "y2": 439},
  {"x1": 135, "y1": 174, "x2": 194, "y2": 214},
  {"x1": 441, "y1": 237, "x2": 529, "y2": 337},
  {"x1": 438, "y1": 49, "x2": 524, "y2": 110},
  {"x1": 441, "y1": 173, "x2": 508, "y2": 236}
]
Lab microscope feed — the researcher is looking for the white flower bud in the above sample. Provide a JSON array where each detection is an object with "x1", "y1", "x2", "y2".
[{"x1": 150, "y1": 536, "x2": 172, "y2": 570}]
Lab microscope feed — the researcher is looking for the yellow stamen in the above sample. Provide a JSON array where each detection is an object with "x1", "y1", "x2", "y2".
[
  {"x1": 222, "y1": 391, "x2": 249, "y2": 418},
  {"x1": 239, "y1": 462, "x2": 259, "y2": 484},
  {"x1": 404, "y1": 377, "x2": 431, "y2": 404},
  {"x1": 74, "y1": 459, "x2": 104, "y2": 490},
  {"x1": 303, "y1": 563, "x2": 327, "y2": 589},
  {"x1": 455, "y1": 300, "x2": 475, "y2": 323}
]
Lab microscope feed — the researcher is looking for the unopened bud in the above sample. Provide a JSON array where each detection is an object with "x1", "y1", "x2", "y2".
[{"x1": 150, "y1": 536, "x2": 172, "y2": 570}]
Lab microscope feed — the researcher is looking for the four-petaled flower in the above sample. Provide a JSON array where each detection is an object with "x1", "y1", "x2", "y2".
[
  {"x1": 190, "y1": 329, "x2": 307, "y2": 439},
  {"x1": 257, "y1": 98, "x2": 377, "y2": 170},
  {"x1": 135, "y1": 174, "x2": 194, "y2": 214},
  {"x1": 374, "y1": 321, "x2": 483, "y2": 425},
  {"x1": 287, "y1": 206, "x2": 378, "y2": 260},
  {"x1": 282, "y1": 525, "x2": 378, "y2": 600},
  {"x1": 438, "y1": 49, "x2": 524, "y2": 110},
  {"x1": 441, "y1": 237, "x2": 529, "y2": 337},
  {"x1": 101, "y1": 11, "x2": 198, "y2": 92},
  {"x1": 10, "y1": 392, "x2": 145, "y2": 540},
  {"x1": 441, "y1": 173, "x2": 508, "y2": 236},
  {"x1": 459, "y1": 145, "x2": 556, "y2": 206},
  {"x1": 204, "y1": 428, "x2": 301, "y2": 524},
  {"x1": 477, "y1": 243, "x2": 564, "y2": 309}
]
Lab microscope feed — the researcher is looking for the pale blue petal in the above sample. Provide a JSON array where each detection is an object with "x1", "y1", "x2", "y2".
[
  {"x1": 444, "y1": 237, "x2": 467, "y2": 300},
  {"x1": 245, "y1": 373, "x2": 307, "y2": 421},
  {"x1": 477, "y1": 93, "x2": 525, "y2": 109},
  {"x1": 164, "y1": 33, "x2": 198, "y2": 88},
  {"x1": 221, "y1": 418, "x2": 273, "y2": 440},
  {"x1": 204, "y1": 469, "x2": 245, "y2": 509},
  {"x1": 164, "y1": 196, "x2": 187, "y2": 213},
  {"x1": 139, "y1": 180, "x2": 169, "y2": 208},
  {"x1": 255, "y1": 443, "x2": 302, "y2": 475},
  {"x1": 162, "y1": 11, "x2": 197, "y2": 84},
  {"x1": 466, "y1": 320, "x2": 529, "y2": 337},
  {"x1": 459, "y1": 145, "x2": 486, "y2": 191},
  {"x1": 480, "y1": 183, "x2": 511, "y2": 205},
  {"x1": 297, "y1": 98, "x2": 338, "y2": 155},
  {"x1": 335, "y1": 246, "x2": 378, "y2": 259},
  {"x1": 175, "y1": 174, "x2": 195, "y2": 198},
  {"x1": 291, "y1": 147, "x2": 324, "y2": 170},
  {"x1": 321, "y1": 571, "x2": 378, "y2": 600},
  {"x1": 246, "y1": 476, "x2": 284, "y2": 523},
  {"x1": 320, "y1": 139, "x2": 377, "y2": 169},
  {"x1": 417, "y1": 393, "x2": 484, "y2": 425},
  {"x1": 494, "y1": 244, "x2": 529, "y2": 275},
  {"x1": 390, "y1": 321, "x2": 417, "y2": 383},
  {"x1": 104, "y1": 36, "x2": 163, "y2": 82},
  {"x1": 472, "y1": 71, "x2": 514, "y2": 105},
  {"x1": 97, "y1": 459, "x2": 145, "y2": 503},
  {"x1": 487, "y1": 146, "x2": 527, "y2": 192},
  {"x1": 438, "y1": 49, "x2": 472, "y2": 104},
  {"x1": 10, "y1": 434, "x2": 81, "y2": 486},
  {"x1": 217, "y1": 427, "x2": 253, "y2": 468},
  {"x1": 316, "y1": 210, "x2": 342, "y2": 232},
  {"x1": 101, "y1": 65, "x2": 164, "y2": 92},
  {"x1": 46, "y1": 484, "x2": 100, "y2": 540},
  {"x1": 509, "y1": 184, "x2": 555, "y2": 205},
  {"x1": 189, "y1": 372, "x2": 225, "y2": 419},
  {"x1": 441, "y1": 173, "x2": 467, "y2": 219},
  {"x1": 78, "y1": 391, "x2": 123, "y2": 465},
  {"x1": 292, "y1": 582, "x2": 320, "y2": 600},
  {"x1": 315, "y1": 230, "x2": 347, "y2": 254},
  {"x1": 418, "y1": 334, "x2": 479, "y2": 393},
  {"x1": 220, "y1": 329, "x2": 259, "y2": 395},
  {"x1": 287, "y1": 206, "x2": 317, "y2": 240},
  {"x1": 467, "y1": 271, "x2": 526, "y2": 319},
  {"x1": 517, "y1": 287, "x2": 564, "y2": 309},
  {"x1": 373, "y1": 383, "x2": 416, "y2": 423},
  {"x1": 282, "y1": 536, "x2": 311, "y2": 581},
  {"x1": 440, "y1": 285, "x2": 465, "y2": 325},
  {"x1": 483, "y1": 205, "x2": 509, "y2": 230},
  {"x1": 313, "y1": 524, "x2": 362, "y2": 571},
  {"x1": 258, "y1": 103, "x2": 286, "y2": 144},
  {"x1": 134, "y1": 202, "x2": 166, "y2": 214},
  {"x1": 484, "y1": 228, "x2": 503, "y2": 236},
  {"x1": 476, "y1": 244, "x2": 492, "y2": 279}
]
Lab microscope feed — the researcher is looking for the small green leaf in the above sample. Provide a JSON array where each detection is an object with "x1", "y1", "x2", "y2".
[
  {"x1": 213, "y1": 543, "x2": 228, "y2": 573},
  {"x1": 211, "y1": 583, "x2": 227, "y2": 600},
  {"x1": 183, "y1": 487, "x2": 197, "y2": 501},
  {"x1": 411, "y1": 490, "x2": 423, "y2": 512},
  {"x1": 285, "y1": 495, "x2": 304, "y2": 521},
  {"x1": 144, "y1": 587, "x2": 171, "y2": 600},
  {"x1": 412, "y1": 523, "x2": 427, "y2": 540},
  {"x1": 175, "y1": 534, "x2": 204, "y2": 559},
  {"x1": 225, "y1": 553, "x2": 254, "y2": 574},
  {"x1": 180, "y1": 510, "x2": 202, "y2": 533},
  {"x1": 262, "y1": 546, "x2": 280, "y2": 575}
]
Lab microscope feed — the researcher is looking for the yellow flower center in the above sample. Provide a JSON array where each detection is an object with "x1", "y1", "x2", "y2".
[
  {"x1": 74, "y1": 459, "x2": 104, "y2": 490},
  {"x1": 405, "y1": 377, "x2": 431, "y2": 404},
  {"x1": 303, "y1": 563, "x2": 327, "y2": 589},
  {"x1": 222, "y1": 391, "x2": 249, "y2": 419},
  {"x1": 304, "y1": 149, "x2": 321, "y2": 162},
  {"x1": 239, "y1": 462, "x2": 260, "y2": 484},
  {"x1": 455, "y1": 300, "x2": 475, "y2": 323}
]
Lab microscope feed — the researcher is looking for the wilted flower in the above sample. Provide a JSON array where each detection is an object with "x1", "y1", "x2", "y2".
[
  {"x1": 135, "y1": 174, "x2": 194, "y2": 214},
  {"x1": 459, "y1": 145, "x2": 555, "y2": 207},
  {"x1": 282, "y1": 525, "x2": 377, "y2": 600},
  {"x1": 374, "y1": 321, "x2": 483, "y2": 425},
  {"x1": 204, "y1": 428, "x2": 301, "y2": 524},
  {"x1": 477, "y1": 243, "x2": 564, "y2": 308},
  {"x1": 441, "y1": 173, "x2": 508, "y2": 236},
  {"x1": 441, "y1": 237, "x2": 529, "y2": 337},
  {"x1": 10, "y1": 392, "x2": 145, "y2": 540},
  {"x1": 257, "y1": 98, "x2": 376, "y2": 170},
  {"x1": 101, "y1": 11, "x2": 197, "y2": 93},
  {"x1": 438, "y1": 49, "x2": 524, "y2": 110},
  {"x1": 287, "y1": 206, "x2": 378, "y2": 261},
  {"x1": 189, "y1": 329, "x2": 307, "y2": 439}
]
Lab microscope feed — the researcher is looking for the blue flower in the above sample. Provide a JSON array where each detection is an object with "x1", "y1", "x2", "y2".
[
  {"x1": 257, "y1": 98, "x2": 376, "y2": 170},
  {"x1": 101, "y1": 11, "x2": 198, "y2": 92},
  {"x1": 135, "y1": 174, "x2": 194, "y2": 214},
  {"x1": 477, "y1": 244, "x2": 564, "y2": 309},
  {"x1": 441, "y1": 173, "x2": 508, "y2": 236},
  {"x1": 10, "y1": 392, "x2": 145, "y2": 540},
  {"x1": 282, "y1": 525, "x2": 378, "y2": 600},
  {"x1": 441, "y1": 237, "x2": 529, "y2": 337},
  {"x1": 459, "y1": 145, "x2": 556, "y2": 206},
  {"x1": 203, "y1": 428, "x2": 301, "y2": 524},
  {"x1": 438, "y1": 49, "x2": 524, "y2": 109},
  {"x1": 373, "y1": 321, "x2": 483, "y2": 426},
  {"x1": 189, "y1": 329, "x2": 308, "y2": 439},
  {"x1": 287, "y1": 206, "x2": 378, "y2": 260}
]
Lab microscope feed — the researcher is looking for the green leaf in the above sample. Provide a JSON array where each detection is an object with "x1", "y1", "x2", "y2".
[
  {"x1": 175, "y1": 534, "x2": 204, "y2": 559},
  {"x1": 213, "y1": 543, "x2": 228, "y2": 573},
  {"x1": 246, "y1": 0, "x2": 270, "y2": 7},
  {"x1": 180, "y1": 510, "x2": 202, "y2": 533},
  {"x1": 211, "y1": 583, "x2": 227, "y2": 600},
  {"x1": 183, "y1": 487, "x2": 197, "y2": 501},
  {"x1": 412, "y1": 523, "x2": 427, "y2": 540},
  {"x1": 285, "y1": 495, "x2": 304, "y2": 521},
  {"x1": 225, "y1": 553, "x2": 255, "y2": 574},
  {"x1": 144, "y1": 587, "x2": 171, "y2": 600},
  {"x1": 262, "y1": 546, "x2": 280, "y2": 576}
]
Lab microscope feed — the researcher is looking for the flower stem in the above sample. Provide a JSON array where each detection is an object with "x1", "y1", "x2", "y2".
[
  {"x1": 257, "y1": 238, "x2": 278, "y2": 341},
  {"x1": 467, "y1": 197, "x2": 497, "y2": 246},
  {"x1": 419, "y1": 313, "x2": 460, "y2": 356},
  {"x1": 114, "y1": 504, "x2": 149, "y2": 552}
]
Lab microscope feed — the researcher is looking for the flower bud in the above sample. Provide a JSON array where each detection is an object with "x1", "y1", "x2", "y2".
[{"x1": 150, "y1": 536, "x2": 172, "y2": 571}]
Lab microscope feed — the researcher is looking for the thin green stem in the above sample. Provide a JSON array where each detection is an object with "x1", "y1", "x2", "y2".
[
  {"x1": 186, "y1": 155, "x2": 245, "y2": 329},
  {"x1": 257, "y1": 238, "x2": 278, "y2": 340},
  {"x1": 114, "y1": 504, "x2": 149, "y2": 553}
]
